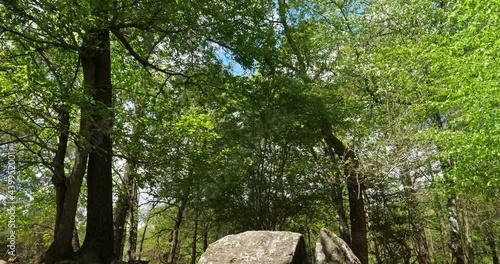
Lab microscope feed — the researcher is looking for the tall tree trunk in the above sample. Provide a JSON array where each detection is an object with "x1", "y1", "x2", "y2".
[
  {"x1": 72, "y1": 226, "x2": 81, "y2": 252},
  {"x1": 52, "y1": 108, "x2": 70, "y2": 238},
  {"x1": 331, "y1": 171, "x2": 351, "y2": 245},
  {"x1": 79, "y1": 26, "x2": 114, "y2": 262},
  {"x1": 203, "y1": 223, "x2": 209, "y2": 252},
  {"x1": 401, "y1": 173, "x2": 431, "y2": 264},
  {"x1": 322, "y1": 123, "x2": 368, "y2": 264},
  {"x1": 346, "y1": 175, "x2": 368, "y2": 264},
  {"x1": 191, "y1": 219, "x2": 198, "y2": 264},
  {"x1": 488, "y1": 233, "x2": 499, "y2": 264},
  {"x1": 313, "y1": 147, "x2": 351, "y2": 245},
  {"x1": 168, "y1": 199, "x2": 187, "y2": 264},
  {"x1": 128, "y1": 179, "x2": 139, "y2": 262},
  {"x1": 138, "y1": 204, "x2": 154, "y2": 261},
  {"x1": 45, "y1": 107, "x2": 69, "y2": 263},
  {"x1": 461, "y1": 198, "x2": 474, "y2": 264},
  {"x1": 114, "y1": 160, "x2": 137, "y2": 261},
  {"x1": 334, "y1": 187, "x2": 351, "y2": 245},
  {"x1": 433, "y1": 114, "x2": 465, "y2": 264},
  {"x1": 45, "y1": 113, "x2": 89, "y2": 263},
  {"x1": 306, "y1": 227, "x2": 314, "y2": 264},
  {"x1": 435, "y1": 196, "x2": 450, "y2": 260},
  {"x1": 427, "y1": 228, "x2": 438, "y2": 264},
  {"x1": 372, "y1": 235, "x2": 383, "y2": 264},
  {"x1": 410, "y1": 207, "x2": 431, "y2": 264},
  {"x1": 447, "y1": 194, "x2": 465, "y2": 264}
]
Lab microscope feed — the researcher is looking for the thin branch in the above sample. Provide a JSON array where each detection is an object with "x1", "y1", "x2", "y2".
[
  {"x1": 111, "y1": 29, "x2": 189, "y2": 78},
  {"x1": 0, "y1": 26, "x2": 77, "y2": 51},
  {"x1": 0, "y1": 135, "x2": 31, "y2": 146},
  {"x1": 277, "y1": 0, "x2": 307, "y2": 74}
]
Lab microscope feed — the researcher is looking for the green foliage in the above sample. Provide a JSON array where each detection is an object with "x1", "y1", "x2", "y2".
[{"x1": 1, "y1": 0, "x2": 498, "y2": 262}]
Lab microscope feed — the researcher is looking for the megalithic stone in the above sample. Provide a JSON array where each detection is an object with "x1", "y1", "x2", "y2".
[
  {"x1": 199, "y1": 231, "x2": 308, "y2": 264},
  {"x1": 315, "y1": 228, "x2": 361, "y2": 264}
]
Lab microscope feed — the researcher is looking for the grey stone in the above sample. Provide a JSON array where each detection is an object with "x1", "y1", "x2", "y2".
[
  {"x1": 199, "y1": 231, "x2": 308, "y2": 264},
  {"x1": 315, "y1": 228, "x2": 361, "y2": 264}
]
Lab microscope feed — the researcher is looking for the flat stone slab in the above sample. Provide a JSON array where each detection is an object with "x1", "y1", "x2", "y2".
[{"x1": 199, "y1": 231, "x2": 308, "y2": 264}]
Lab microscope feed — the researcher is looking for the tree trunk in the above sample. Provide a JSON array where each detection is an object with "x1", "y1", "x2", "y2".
[
  {"x1": 410, "y1": 211, "x2": 431, "y2": 264},
  {"x1": 168, "y1": 199, "x2": 187, "y2": 264},
  {"x1": 79, "y1": 26, "x2": 114, "y2": 262},
  {"x1": 72, "y1": 226, "x2": 81, "y2": 252},
  {"x1": 461, "y1": 198, "x2": 474, "y2": 264},
  {"x1": 346, "y1": 176, "x2": 368, "y2": 264},
  {"x1": 447, "y1": 194, "x2": 465, "y2": 264},
  {"x1": 191, "y1": 219, "x2": 198, "y2": 264},
  {"x1": 137, "y1": 204, "x2": 155, "y2": 261},
  {"x1": 373, "y1": 235, "x2": 383, "y2": 264},
  {"x1": 114, "y1": 160, "x2": 137, "y2": 261},
  {"x1": 203, "y1": 223, "x2": 209, "y2": 252},
  {"x1": 306, "y1": 227, "x2": 314, "y2": 264},
  {"x1": 322, "y1": 123, "x2": 368, "y2": 264},
  {"x1": 433, "y1": 114, "x2": 465, "y2": 264},
  {"x1": 52, "y1": 108, "x2": 70, "y2": 238},
  {"x1": 427, "y1": 228, "x2": 438, "y2": 264},
  {"x1": 401, "y1": 173, "x2": 431, "y2": 264},
  {"x1": 128, "y1": 179, "x2": 139, "y2": 262},
  {"x1": 45, "y1": 107, "x2": 70, "y2": 263},
  {"x1": 336, "y1": 190, "x2": 351, "y2": 245},
  {"x1": 488, "y1": 232, "x2": 499, "y2": 264},
  {"x1": 331, "y1": 174, "x2": 351, "y2": 245},
  {"x1": 435, "y1": 196, "x2": 450, "y2": 260},
  {"x1": 45, "y1": 128, "x2": 89, "y2": 263}
]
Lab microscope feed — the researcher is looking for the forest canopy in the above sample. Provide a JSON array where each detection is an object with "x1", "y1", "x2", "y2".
[{"x1": 0, "y1": 0, "x2": 498, "y2": 263}]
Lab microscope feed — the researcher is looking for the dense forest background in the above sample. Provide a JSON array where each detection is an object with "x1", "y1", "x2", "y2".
[{"x1": 0, "y1": 0, "x2": 498, "y2": 263}]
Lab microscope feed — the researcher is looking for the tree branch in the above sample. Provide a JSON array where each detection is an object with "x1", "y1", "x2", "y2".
[{"x1": 111, "y1": 28, "x2": 189, "y2": 78}]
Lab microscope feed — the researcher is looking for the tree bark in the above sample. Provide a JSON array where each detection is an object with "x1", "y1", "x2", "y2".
[
  {"x1": 114, "y1": 160, "x2": 137, "y2": 260},
  {"x1": 427, "y1": 228, "x2": 438, "y2": 264},
  {"x1": 346, "y1": 175, "x2": 368, "y2": 264},
  {"x1": 322, "y1": 122, "x2": 368, "y2": 264},
  {"x1": 373, "y1": 235, "x2": 383, "y2": 264},
  {"x1": 52, "y1": 108, "x2": 70, "y2": 238},
  {"x1": 168, "y1": 199, "x2": 187, "y2": 264},
  {"x1": 332, "y1": 184, "x2": 351, "y2": 245},
  {"x1": 191, "y1": 219, "x2": 198, "y2": 264},
  {"x1": 79, "y1": 26, "x2": 114, "y2": 262},
  {"x1": 401, "y1": 173, "x2": 431, "y2": 264},
  {"x1": 326, "y1": 159, "x2": 352, "y2": 246},
  {"x1": 136, "y1": 204, "x2": 155, "y2": 261},
  {"x1": 435, "y1": 195, "x2": 450, "y2": 260},
  {"x1": 203, "y1": 223, "x2": 209, "y2": 252},
  {"x1": 128, "y1": 179, "x2": 139, "y2": 262},
  {"x1": 461, "y1": 198, "x2": 474, "y2": 264},
  {"x1": 488, "y1": 233, "x2": 499, "y2": 264},
  {"x1": 45, "y1": 117, "x2": 89, "y2": 263},
  {"x1": 410, "y1": 206, "x2": 431, "y2": 264},
  {"x1": 45, "y1": 107, "x2": 70, "y2": 263},
  {"x1": 447, "y1": 194, "x2": 465, "y2": 264},
  {"x1": 72, "y1": 226, "x2": 81, "y2": 252}
]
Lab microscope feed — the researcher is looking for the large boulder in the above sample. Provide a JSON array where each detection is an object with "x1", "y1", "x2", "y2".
[
  {"x1": 315, "y1": 228, "x2": 361, "y2": 264},
  {"x1": 199, "y1": 231, "x2": 308, "y2": 264}
]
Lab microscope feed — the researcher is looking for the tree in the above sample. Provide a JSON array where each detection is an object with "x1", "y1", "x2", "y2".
[
  {"x1": 1, "y1": 0, "x2": 278, "y2": 262},
  {"x1": 1, "y1": 0, "x2": 498, "y2": 263}
]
